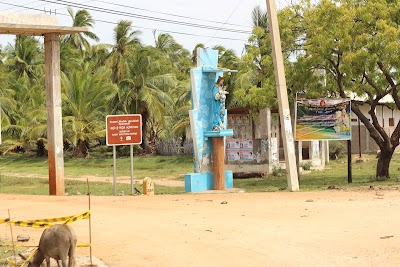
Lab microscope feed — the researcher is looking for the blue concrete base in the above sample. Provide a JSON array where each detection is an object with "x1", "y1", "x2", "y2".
[{"x1": 184, "y1": 171, "x2": 233, "y2": 192}]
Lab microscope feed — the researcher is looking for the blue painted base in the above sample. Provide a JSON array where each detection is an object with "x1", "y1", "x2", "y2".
[{"x1": 184, "y1": 171, "x2": 233, "y2": 192}]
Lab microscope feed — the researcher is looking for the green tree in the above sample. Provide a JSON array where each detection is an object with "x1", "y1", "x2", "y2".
[
  {"x1": 234, "y1": 6, "x2": 277, "y2": 113},
  {"x1": 153, "y1": 31, "x2": 192, "y2": 80},
  {"x1": 62, "y1": 63, "x2": 117, "y2": 157},
  {"x1": 296, "y1": 0, "x2": 400, "y2": 178},
  {"x1": 83, "y1": 43, "x2": 112, "y2": 71},
  {"x1": 4, "y1": 35, "x2": 43, "y2": 81},
  {"x1": 64, "y1": 7, "x2": 99, "y2": 53},
  {"x1": 110, "y1": 46, "x2": 175, "y2": 153},
  {"x1": 168, "y1": 80, "x2": 191, "y2": 146},
  {"x1": 108, "y1": 20, "x2": 141, "y2": 84},
  {"x1": 1, "y1": 76, "x2": 46, "y2": 155}
]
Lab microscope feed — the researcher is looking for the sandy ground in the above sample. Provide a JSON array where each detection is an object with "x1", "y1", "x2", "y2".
[{"x1": 1, "y1": 190, "x2": 400, "y2": 267}]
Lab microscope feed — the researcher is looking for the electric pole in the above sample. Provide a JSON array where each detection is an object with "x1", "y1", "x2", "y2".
[{"x1": 265, "y1": 0, "x2": 299, "y2": 191}]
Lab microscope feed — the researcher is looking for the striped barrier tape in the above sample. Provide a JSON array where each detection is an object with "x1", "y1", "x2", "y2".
[
  {"x1": 6, "y1": 247, "x2": 38, "y2": 267},
  {"x1": 0, "y1": 218, "x2": 10, "y2": 224},
  {"x1": 4, "y1": 211, "x2": 90, "y2": 228},
  {"x1": 4, "y1": 243, "x2": 91, "y2": 267},
  {"x1": 0, "y1": 243, "x2": 91, "y2": 248},
  {"x1": 5, "y1": 244, "x2": 90, "y2": 267}
]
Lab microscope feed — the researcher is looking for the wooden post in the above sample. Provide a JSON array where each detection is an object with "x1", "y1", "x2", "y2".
[
  {"x1": 266, "y1": 0, "x2": 299, "y2": 191},
  {"x1": 212, "y1": 137, "x2": 225, "y2": 190},
  {"x1": 44, "y1": 33, "x2": 64, "y2": 195}
]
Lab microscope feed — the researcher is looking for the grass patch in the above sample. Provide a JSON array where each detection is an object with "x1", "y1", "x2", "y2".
[
  {"x1": 238, "y1": 154, "x2": 400, "y2": 191},
  {"x1": 0, "y1": 152, "x2": 399, "y2": 195},
  {"x1": 0, "y1": 240, "x2": 26, "y2": 267},
  {"x1": 0, "y1": 176, "x2": 185, "y2": 196}
]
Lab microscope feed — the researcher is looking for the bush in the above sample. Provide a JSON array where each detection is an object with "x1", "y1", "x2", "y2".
[
  {"x1": 301, "y1": 161, "x2": 312, "y2": 170},
  {"x1": 329, "y1": 141, "x2": 346, "y2": 160},
  {"x1": 272, "y1": 164, "x2": 285, "y2": 177}
]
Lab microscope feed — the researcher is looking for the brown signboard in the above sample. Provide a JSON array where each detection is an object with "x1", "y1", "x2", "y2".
[{"x1": 106, "y1": 114, "x2": 142, "y2": 146}]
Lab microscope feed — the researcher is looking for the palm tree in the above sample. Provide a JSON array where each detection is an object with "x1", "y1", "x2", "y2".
[
  {"x1": 60, "y1": 41, "x2": 81, "y2": 73},
  {"x1": 62, "y1": 62, "x2": 117, "y2": 157},
  {"x1": 0, "y1": 61, "x2": 17, "y2": 129},
  {"x1": 64, "y1": 7, "x2": 99, "y2": 53},
  {"x1": 191, "y1": 43, "x2": 205, "y2": 65},
  {"x1": 108, "y1": 20, "x2": 141, "y2": 84},
  {"x1": 252, "y1": 5, "x2": 268, "y2": 29},
  {"x1": 83, "y1": 43, "x2": 112, "y2": 71},
  {"x1": 110, "y1": 46, "x2": 175, "y2": 153},
  {"x1": 1, "y1": 75, "x2": 47, "y2": 155},
  {"x1": 4, "y1": 35, "x2": 43, "y2": 81},
  {"x1": 1, "y1": 36, "x2": 49, "y2": 155},
  {"x1": 168, "y1": 80, "x2": 191, "y2": 146},
  {"x1": 153, "y1": 31, "x2": 191, "y2": 81}
]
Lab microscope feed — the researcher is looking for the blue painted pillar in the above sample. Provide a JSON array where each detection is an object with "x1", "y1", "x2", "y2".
[{"x1": 184, "y1": 48, "x2": 234, "y2": 192}]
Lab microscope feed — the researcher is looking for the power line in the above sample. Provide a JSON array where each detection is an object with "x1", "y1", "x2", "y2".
[
  {"x1": 0, "y1": 0, "x2": 40, "y2": 12},
  {"x1": 93, "y1": 0, "x2": 251, "y2": 29},
  {"x1": 0, "y1": 1, "x2": 249, "y2": 42},
  {"x1": 205, "y1": 0, "x2": 243, "y2": 46},
  {"x1": 0, "y1": 0, "x2": 93, "y2": 15},
  {"x1": 38, "y1": 0, "x2": 252, "y2": 34}
]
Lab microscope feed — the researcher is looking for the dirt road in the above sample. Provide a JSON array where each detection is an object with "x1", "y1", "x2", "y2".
[{"x1": 1, "y1": 190, "x2": 400, "y2": 267}]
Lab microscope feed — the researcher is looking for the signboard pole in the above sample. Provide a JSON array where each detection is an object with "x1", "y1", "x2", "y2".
[
  {"x1": 106, "y1": 114, "x2": 142, "y2": 195},
  {"x1": 130, "y1": 144, "x2": 134, "y2": 194},
  {"x1": 347, "y1": 140, "x2": 352, "y2": 183},
  {"x1": 113, "y1": 145, "x2": 117, "y2": 196}
]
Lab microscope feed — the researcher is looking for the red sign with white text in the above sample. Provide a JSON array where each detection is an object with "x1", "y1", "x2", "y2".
[{"x1": 106, "y1": 114, "x2": 142, "y2": 146}]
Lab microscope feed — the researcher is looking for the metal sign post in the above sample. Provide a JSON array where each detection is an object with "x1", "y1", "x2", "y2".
[
  {"x1": 130, "y1": 144, "x2": 134, "y2": 194},
  {"x1": 106, "y1": 114, "x2": 142, "y2": 195},
  {"x1": 113, "y1": 145, "x2": 117, "y2": 196}
]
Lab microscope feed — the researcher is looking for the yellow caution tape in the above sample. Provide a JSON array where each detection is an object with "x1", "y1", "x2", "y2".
[
  {"x1": 0, "y1": 218, "x2": 10, "y2": 224},
  {"x1": 5, "y1": 248, "x2": 39, "y2": 267},
  {"x1": 4, "y1": 244, "x2": 89, "y2": 266},
  {"x1": 6, "y1": 258, "x2": 17, "y2": 267},
  {"x1": 20, "y1": 247, "x2": 38, "y2": 267},
  {"x1": 77, "y1": 243, "x2": 91, "y2": 247},
  {"x1": 1, "y1": 243, "x2": 91, "y2": 248},
  {"x1": 7, "y1": 211, "x2": 90, "y2": 228}
]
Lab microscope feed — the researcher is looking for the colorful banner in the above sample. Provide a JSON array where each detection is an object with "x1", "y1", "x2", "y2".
[{"x1": 295, "y1": 99, "x2": 351, "y2": 140}]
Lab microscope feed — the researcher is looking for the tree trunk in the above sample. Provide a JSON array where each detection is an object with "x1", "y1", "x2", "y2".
[
  {"x1": 36, "y1": 139, "x2": 47, "y2": 157},
  {"x1": 376, "y1": 148, "x2": 393, "y2": 178},
  {"x1": 180, "y1": 132, "x2": 187, "y2": 147},
  {"x1": 141, "y1": 110, "x2": 152, "y2": 154},
  {"x1": 75, "y1": 139, "x2": 89, "y2": 158}
]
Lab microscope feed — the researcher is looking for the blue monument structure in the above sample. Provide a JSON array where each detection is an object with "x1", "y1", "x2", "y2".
[{"x1": 184, "y1": 48, "x2": 235, "y2": 192}]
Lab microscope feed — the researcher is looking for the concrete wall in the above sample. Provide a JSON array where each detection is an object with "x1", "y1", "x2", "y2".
[{"x1": 225, "y1": 109, "x2": 326, "y2": 175}]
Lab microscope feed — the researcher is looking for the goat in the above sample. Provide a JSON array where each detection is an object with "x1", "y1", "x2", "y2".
[{"x1": 28, "y1": 224, "x2": 77, "y2": 267}]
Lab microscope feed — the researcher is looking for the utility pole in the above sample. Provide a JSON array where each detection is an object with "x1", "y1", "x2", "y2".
[{"x1": 265, "y1": 0, "x2": 299, "y2": 191}]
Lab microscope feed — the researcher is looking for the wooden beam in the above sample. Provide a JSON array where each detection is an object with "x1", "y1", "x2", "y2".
[
  {"x1": 0, "y1": 23, "x2": 87, "y2": 35},
  {"x1": 44, "y1": 33, "x2": 64, "y2": 195},
  {"x1": 212, "y1": 137, "x2": 225, "y2": 190}
]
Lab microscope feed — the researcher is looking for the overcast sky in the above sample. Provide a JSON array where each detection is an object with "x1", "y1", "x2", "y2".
[{"x1": 0, "y1": 0, "x2": 289, "y2": 56}]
